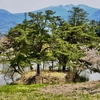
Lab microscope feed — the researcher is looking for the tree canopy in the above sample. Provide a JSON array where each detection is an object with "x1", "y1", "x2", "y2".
[
  {"x1": 68, "y1": 7, "x2": 89, "y2": 26},
  {"x1": 1, "y1": 8, "x2": 100, "y2": 82}
]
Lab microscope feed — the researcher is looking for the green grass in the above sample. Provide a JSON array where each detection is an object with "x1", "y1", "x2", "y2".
[{"x1": 0, "y1": 84, "x2": 100, "y2": 100}]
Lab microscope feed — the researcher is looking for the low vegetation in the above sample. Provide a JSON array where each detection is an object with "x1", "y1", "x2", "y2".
[
  {"x1": 15, "y1": 71, "x2": 66, "y2": 84},
  {"x1": 0, "y1": 81, "x2": 100, "y2": 100}
]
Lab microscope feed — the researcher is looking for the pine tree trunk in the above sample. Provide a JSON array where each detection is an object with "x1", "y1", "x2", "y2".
[
  {"x1": 72, "y1": 72, "x2": 79, "y2": 83},
  {"x1": 62, "y1": 65, "x2": 66, "y2": 71},
  {"x1": 36, "y1": 64, "x2": 40, "y2": 76},
  {"x1": 51, "y1": 60, "x2": 54, "y2": 71}
]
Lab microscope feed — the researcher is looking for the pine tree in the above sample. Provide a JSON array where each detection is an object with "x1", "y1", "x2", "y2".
[{"x1": 68, "y1": 7, "x2": 89, "y2": 26}]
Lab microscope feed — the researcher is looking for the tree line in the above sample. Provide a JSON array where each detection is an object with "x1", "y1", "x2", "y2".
[{"x1": 0, "y1": 7, "x2": 100, "y2": 82}]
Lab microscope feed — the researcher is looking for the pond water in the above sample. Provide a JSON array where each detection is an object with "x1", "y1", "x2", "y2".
[
  {"x1": 80, "y1": 69, "x2": 100, "y2": 81},
  {"x1": 0, "y1": 64, "x2": 21, "y2": 85}
]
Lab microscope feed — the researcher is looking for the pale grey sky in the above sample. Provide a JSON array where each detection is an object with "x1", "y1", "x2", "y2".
[{"x1": 0, "y1": 0, "x2": 100, "y2": 13}]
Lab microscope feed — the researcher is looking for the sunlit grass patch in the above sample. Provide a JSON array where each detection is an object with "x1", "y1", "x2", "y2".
[{"x1": 0, "y1": 84, "x2": 46, "y2": 93}]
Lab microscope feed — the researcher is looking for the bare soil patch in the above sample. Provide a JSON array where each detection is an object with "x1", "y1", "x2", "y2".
[{"x1": 40, "y1": 81, "x2": 100, "y2": 96}]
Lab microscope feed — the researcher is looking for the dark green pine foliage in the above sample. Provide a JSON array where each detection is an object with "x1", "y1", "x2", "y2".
[
  {"x1": 6, "y1": 10, "x2": 64, "y2": 75},
  {"x1": 52, "y1": 19, "x2": 100, "y2": 73},
  {"x1": 51, "y1": 23, "x2": 83, "y2": 71},
  {"x1": 6, "y1": 21, "x2": 31, "y2": 75},
  {"x1": 68, "y1": 7, "x2": 89, "y2": 26},
  {"x1": 4, "y1": 8, "x2": 100, "y2": 82}
]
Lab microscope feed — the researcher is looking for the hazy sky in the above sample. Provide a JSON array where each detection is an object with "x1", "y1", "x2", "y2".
[{"x1": 0, "y1": 0, "x2": 100, "y2": 13}]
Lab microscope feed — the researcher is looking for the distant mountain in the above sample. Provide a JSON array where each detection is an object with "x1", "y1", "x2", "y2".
[
  {"x1": 0, "y1": 4, "x2": 100, "y2": 34},
  {"x1": 90, "y1": 9, "x2": 100, "y2": 21},
  {"x1": 77, "y1": 4, "x2": 98, "y2": 16},
  {"x1": 33, "y1": 4, "x2": 99, "y2": 20},
  {"x1": 0, "y1": 9, "x2": 23, "y2": 34}
]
